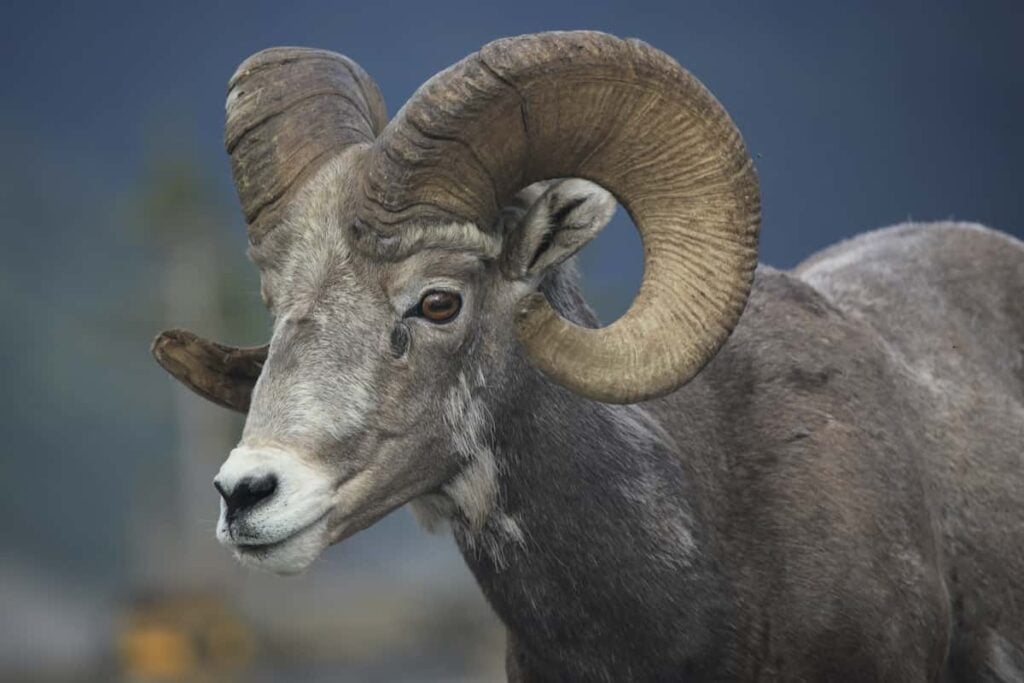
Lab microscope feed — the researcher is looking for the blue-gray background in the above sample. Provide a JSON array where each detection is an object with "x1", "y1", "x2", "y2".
[{"x1": 2, "y1": 1, "x2": 1021, "y2": 680}]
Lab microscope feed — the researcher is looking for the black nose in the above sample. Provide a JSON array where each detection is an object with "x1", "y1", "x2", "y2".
[{"x1": 215, "y1": 474, "x2": 278, "y2": 520}]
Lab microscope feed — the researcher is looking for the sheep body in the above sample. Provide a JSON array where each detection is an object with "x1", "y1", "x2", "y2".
[{"x1": 470, "y1": 222, "x2": 1024, "y2": 681}]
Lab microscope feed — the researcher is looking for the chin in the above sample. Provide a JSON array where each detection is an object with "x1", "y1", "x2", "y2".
[{"x1": 230, "y1": 514, "x2": 331, "y2": 576}]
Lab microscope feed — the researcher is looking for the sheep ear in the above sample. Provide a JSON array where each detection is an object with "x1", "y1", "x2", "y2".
[
  {"x1": 501, "y1": 179, "x2": 616, "y2": 280},
  {"x1": 151, "y1": 329, "x2": 267, "y2": 413}
]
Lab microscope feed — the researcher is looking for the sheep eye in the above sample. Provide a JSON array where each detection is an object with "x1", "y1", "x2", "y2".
[{"x1": 418, "y1": 290, "x2": 462, "y2": 323}]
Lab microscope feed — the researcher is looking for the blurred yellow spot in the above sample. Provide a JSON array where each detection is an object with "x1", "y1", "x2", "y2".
[
  {"x1": 119, "y1": 625, "x2": 194, "y2": 678},
  {"x1": 117, "y1": 593, "x2": 254, "y2": 680}
]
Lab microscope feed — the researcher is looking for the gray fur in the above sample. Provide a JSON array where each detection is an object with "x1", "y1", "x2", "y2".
[{"x1": 233, "y1": 159, "x2": 1024, "y2": 681}]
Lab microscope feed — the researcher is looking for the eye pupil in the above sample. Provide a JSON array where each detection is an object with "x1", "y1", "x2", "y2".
[{"x1": 420, "y1": 291, "x2": 461, "y2": 322}]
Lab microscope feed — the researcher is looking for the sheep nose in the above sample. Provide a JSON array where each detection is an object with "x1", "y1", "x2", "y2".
[{"x1": 215, "y1": 474, "x2": 278, "y2": 520}]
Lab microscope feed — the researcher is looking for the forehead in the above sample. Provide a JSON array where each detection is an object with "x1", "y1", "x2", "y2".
[{"x1": 280, "y1": 223, "x2": 372, "y2": 311}]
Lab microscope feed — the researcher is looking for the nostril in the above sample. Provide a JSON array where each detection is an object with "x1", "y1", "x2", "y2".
[
  {"x1": 218, "y1": 474, "x2": 278, "y2": 520},
  {"x1": 236, "y1": 475, "x2": 278, "y2": 507}
]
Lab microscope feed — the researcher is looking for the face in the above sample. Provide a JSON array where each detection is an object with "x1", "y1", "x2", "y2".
[{"x1": 211, "y1": 158, "x2": 614, "y2": 574}]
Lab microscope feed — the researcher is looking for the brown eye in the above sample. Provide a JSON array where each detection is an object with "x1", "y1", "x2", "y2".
[{"x1": 418, "y1": 290, "x2": 462, "y2": 323}]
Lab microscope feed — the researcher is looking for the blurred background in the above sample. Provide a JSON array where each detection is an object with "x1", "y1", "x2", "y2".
[{"x1": 1, "y1": 1, "x2": 1021, "y2": 681}]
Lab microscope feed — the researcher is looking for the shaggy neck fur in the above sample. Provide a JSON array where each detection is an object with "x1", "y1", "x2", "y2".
[{"x1": 422, "y1": 266, "x2": 739, "y2": 680}]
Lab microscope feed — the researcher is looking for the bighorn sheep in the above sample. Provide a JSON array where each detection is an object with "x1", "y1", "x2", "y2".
[{"x1": 152, "y1": 31, "x2": 1024, "y2": 681}]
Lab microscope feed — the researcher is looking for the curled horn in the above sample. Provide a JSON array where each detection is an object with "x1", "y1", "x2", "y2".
[
  {"x1": 155, "y1": 33, "x2": 758, "y2": 407},
  {"x1": 359, "y1": 31, "x2": 760, "y2": 403}
]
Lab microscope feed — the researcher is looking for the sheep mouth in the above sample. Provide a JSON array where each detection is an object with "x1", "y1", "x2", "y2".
[
  {"x1": 227, "y1": 511, "x2": 332, "y2": 575},
  {"x1": 235, "y1": 539, "x2": 283, "y2": 555}
]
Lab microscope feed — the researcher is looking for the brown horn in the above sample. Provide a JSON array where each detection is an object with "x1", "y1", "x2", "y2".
[
  {"x1": 226, "y1": 46, "x2": 388, "y2": 302},
  {"x1": 358, "y1": 31, "x2": 760, "y2": 403},
  {"x1": 151, "y1": 329, "x2": 267, "y2": 412}
]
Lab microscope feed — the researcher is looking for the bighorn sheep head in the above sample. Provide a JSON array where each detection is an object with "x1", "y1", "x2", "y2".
[{"x1": 151, "y1": 32, "x2": 760, "y2": 573}]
